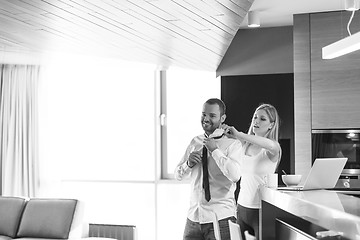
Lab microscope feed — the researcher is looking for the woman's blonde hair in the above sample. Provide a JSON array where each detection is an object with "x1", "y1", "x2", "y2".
[
  {"x1": 247, "y1": 103, "x2": 280, "y2": 141},
  {"x1": 243, "y1": 103, "x2": 282, "y2": 164}
]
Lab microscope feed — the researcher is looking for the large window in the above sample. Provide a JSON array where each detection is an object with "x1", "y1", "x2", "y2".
[
  {"x1": 39, "y1": 55, "x2": 156, "y2": 182},
  {"x1": 37, "y1": 56, "x2": 219, "y2": 240},
  {"x1": 39, "y1": 55, "x2": 157, "y2": 240},
  {"x1": 161, "y1": 67, "x2": 220, "y2": 179}
]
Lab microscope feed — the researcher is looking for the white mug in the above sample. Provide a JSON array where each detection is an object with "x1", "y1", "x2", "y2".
[{"x1": 264, "y1": 173, "x2": 278, "y2": 188}]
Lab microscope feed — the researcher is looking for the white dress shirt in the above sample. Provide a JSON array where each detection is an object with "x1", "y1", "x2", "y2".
[{"x1": 175, "y1": 134, "x2": 242, "y2": 224}]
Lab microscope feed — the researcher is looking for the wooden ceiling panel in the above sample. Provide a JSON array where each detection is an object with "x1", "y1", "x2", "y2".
[
  {"x1": 2, "y1": 0, "x2": 47, "y2": 15},
  {"x1": 150, "y1": 1, "x2": 233, "y2": 43},
  {"x1": 0, "y1": 0, "x2": 254, "y2": 71},
  {"x1": 172, "y1": 0, "x2": 238, "y2": 35}
]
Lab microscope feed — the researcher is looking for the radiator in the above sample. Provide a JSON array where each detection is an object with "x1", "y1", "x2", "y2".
[{"x1": 89, "y1": 223, "x2": 136, "y2": 240}]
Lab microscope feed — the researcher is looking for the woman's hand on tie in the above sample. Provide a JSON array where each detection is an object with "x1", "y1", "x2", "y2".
[{"x1": 222, "y1": 124, "x2": 240, "y2": 139}]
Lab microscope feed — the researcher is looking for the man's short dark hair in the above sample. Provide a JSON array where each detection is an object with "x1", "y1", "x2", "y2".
[{"x1": 205, "y1": 98, "x2": 226, "y2": 116}]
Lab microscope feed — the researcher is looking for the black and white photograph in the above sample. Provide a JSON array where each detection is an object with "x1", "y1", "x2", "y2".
[{"x1": 1, "y1": 1, "x2": 360, "y2": 239}]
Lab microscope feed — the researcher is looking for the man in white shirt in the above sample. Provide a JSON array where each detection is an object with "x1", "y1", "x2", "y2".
[{"x1": 175, "y1": 98, "x2": 242, "y2": 240}]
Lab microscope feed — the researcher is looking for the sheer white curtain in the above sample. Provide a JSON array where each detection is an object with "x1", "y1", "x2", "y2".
[{"x1": 0, "y1": 64, "x2": 40, "y2": 197}]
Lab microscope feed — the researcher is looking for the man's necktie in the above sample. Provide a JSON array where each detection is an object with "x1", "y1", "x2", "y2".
[
  {"x1": 202, "y1": 146, "x2": 211, "y2": 201},
  {"x1": 202, "y1": 133, "x2": 224, "y2": 202}
]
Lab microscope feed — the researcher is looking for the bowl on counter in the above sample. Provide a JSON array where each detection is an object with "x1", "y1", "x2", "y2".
[{"x1": 282, "y1": 174, "x2": 302, "y2": 186}]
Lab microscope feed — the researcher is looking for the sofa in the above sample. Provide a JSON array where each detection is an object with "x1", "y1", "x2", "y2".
[{"x1": 0, "y1": 196, "x2": 88, "y2": 240}]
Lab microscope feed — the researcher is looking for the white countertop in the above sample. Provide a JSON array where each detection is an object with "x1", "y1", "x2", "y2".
[{"x1": 260, "y1": 186, "x2": 360, "y2": 239}]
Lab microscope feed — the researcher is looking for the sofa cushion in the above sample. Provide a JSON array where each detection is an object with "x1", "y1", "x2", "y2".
[
  {"x1": 0, "y1": 235, "x2": 13, "y2": 240},
  {"x1": 0, "y1": 196, "x2": 27, "y2": 238},
  {"x1": 17, "y1": 198, "x2": 77, "y2": 239}
]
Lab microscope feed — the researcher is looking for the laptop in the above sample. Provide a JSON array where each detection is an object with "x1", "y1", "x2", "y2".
[{"x1": 277, "y1": 158, "x2": 347, "y2": 191}]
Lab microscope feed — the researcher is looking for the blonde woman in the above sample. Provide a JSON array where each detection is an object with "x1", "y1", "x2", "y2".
[{"x1": 222, "y1": 103, "x2": 282, "y2": 240}]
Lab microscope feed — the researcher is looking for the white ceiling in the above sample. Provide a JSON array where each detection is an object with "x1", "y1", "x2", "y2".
[
  {"x1": 0, "y1": 0, "x2": 347, "y2": 71},
  {"x1": 240, "y1": 0, "x2": 345, "y2": 28}
]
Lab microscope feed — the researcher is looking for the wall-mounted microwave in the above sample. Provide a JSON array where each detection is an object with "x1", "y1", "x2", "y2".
[{"x1": 312, "y1": 129, "x2": 360, "y2": 176}]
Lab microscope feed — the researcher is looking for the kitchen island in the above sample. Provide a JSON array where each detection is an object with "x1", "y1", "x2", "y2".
[{"x1": 260, "y1": 186, "x2": 360, "y2": 240}]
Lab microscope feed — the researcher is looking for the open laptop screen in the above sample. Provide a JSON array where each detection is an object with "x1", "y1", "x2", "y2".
[{"x1": 278, "y1": 158, "x2": 347, "y2": 191}]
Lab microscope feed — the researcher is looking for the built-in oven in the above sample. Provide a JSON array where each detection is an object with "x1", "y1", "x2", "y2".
[{"x1": 312, "y1": 129, "x2": 360, "y2": 189}]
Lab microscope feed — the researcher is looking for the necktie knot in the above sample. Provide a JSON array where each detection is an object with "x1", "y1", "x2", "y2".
[
  {"x1": 212, "y1": 134, "x2": 224, "y2": 139},
  {"x1": 204, "y1": 133, "x2": 224, "y2": 139}
]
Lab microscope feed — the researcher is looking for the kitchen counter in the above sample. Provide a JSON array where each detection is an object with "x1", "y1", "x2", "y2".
[{"x1": 259, "y1": 186, "x2": 360, "y2": 240}]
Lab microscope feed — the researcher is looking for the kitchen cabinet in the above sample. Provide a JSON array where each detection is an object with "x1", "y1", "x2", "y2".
[
  {"x1": 221, "y1": 73, "x2": 294, "y2": 173},
  {"x1": 294, "y1": 11, "x2": 360, "y2": 174},
  {"x1": 310, "y1": 11, "x2": 360, "y2": 129}
]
